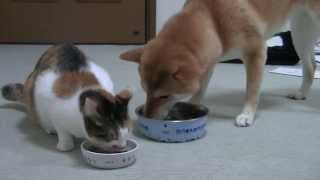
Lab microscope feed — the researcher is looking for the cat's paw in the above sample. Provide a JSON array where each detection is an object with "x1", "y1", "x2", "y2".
[
  {"x1": 56, "y1": 142, "x2": 74, "y2": 152},
  {"x1": 235, "y1": 113, "x2": 255, "y2": 127},
  {"x1": 287, "y1": 91, "x2": 306, "y2": 100}
]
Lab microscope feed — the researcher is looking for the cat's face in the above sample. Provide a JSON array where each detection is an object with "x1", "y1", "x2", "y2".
[{"x1": 80, "y1": 89, "x2": 132, "y2": 152}]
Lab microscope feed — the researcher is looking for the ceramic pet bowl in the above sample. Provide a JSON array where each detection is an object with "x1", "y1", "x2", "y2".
[
  {"x1": 136, "y1": 102, "x2": 209, "y2": 143},
  {"x1": 81, "y1": 139, "x2": 138, "y2": 169}
]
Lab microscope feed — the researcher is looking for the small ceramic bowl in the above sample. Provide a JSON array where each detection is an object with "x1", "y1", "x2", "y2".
[
  {"x1": 81, "y1": 139, "x2": 138, "y2": 169},
  {"x1": 136, "y1": 102, "x2": 209, "y2": 143}
]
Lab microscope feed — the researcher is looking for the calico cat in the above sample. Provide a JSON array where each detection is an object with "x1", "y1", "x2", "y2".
[{"x1": 1, "y1": 44, "x2": 132, "y2": 152}]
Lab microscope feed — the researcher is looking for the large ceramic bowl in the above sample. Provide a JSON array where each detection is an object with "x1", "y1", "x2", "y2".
[
  {"x1": 136, "y1": 102, "x2": 209, "y2": 143},
  {"x1": 81, "y1": 139, "x2": 138, "y2": 169}
]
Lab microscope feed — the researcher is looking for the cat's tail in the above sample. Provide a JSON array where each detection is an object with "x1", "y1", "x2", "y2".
[{"x1": 1, "y1": 83, "x2": 24, "y2": 103}]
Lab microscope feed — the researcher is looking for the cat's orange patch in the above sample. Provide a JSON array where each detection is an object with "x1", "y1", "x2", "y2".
[{"x1": 53, "y1": 72, "x2": 99, "y2": 98}]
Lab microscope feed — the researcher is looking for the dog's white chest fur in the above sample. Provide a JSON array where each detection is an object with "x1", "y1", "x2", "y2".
[{"x1": 34, "y1": 62, "x2": 114, "y2": 138}]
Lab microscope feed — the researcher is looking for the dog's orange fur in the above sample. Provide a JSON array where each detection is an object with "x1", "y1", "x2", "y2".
[{"x1": 120, "y1": 0, "x2": 320, "y2": 126}]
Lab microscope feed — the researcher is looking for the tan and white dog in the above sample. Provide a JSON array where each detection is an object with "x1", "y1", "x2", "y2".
[{"x1": 120, "y1": 0, "x2": 320, "y2": 127}]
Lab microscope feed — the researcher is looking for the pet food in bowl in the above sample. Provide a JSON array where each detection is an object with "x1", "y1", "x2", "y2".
[
  {"x1": 81, "y1": 139, "x2": 138, "y2": 169},
  {"x1": 136, "y1": 102, "x2": 209, "y2": 143}
]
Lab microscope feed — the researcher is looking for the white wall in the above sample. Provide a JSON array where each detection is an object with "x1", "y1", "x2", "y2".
[
  {"x1": 155, "y1": 0, "x2": 290, "y2": 34},
  {"x1": 156, "y1": 0, "x2": 186, "y2": 33}
]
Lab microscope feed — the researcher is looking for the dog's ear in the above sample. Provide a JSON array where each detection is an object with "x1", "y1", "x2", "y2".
[
  {"x1": 172, "y1": 69, "x2": 185, "y2": 82},
  {"x1": 120, "y1": 48, "x2": 144, "y2": 64},
  {"x1": 172, "y1": 65, "x2": 204, "y2": 83}
]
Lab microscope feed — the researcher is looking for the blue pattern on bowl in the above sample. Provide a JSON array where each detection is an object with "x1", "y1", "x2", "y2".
[{"x1": 136, "y1": 106, "x2": 208, "y2": 143}]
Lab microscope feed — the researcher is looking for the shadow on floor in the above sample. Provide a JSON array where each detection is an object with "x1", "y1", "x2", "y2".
[
  {"x1": 17, "y1": 116, "x2": 89, "y2": 168},
  {"x1": 0, "y1": 103, "x2": 26, "y2": 113},
  {"x1": 201, "y1": 88, "x2": 318, "y2": 121},
  {"x1": 0, "y1": 102, "x2": 89, "y2": 169}
]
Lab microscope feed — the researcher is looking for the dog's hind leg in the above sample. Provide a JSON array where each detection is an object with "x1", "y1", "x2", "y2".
[{"x1": 287, "y1": 11, "x2": 319, "y2": 100}]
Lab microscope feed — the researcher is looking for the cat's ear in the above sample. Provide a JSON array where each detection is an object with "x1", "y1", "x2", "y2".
[
  {"x1": 81, "y1": 96, "x2": 107, "y2": 127},
  {"x1": 80, "y1": 90, "x2": 116, "y2": 115},
  {"x1": 119, "y1": 48, "x2": 144, "y2": 64},
  {"x1": 82, "y1": 97, "x2": 99, "y2": 117},
  {"x1": 115, "y1": 89, "x2": 132, "y2": 106}
]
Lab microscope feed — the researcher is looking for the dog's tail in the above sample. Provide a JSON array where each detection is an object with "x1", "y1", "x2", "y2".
[{"x1": 2, "y1": 83, "x2": 25, "y2": 103}]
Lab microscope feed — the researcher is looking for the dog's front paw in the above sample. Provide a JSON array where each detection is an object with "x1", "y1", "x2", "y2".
[
  {"x1": 287, "y1": 91, "x2": 306, "y2": 100},
  {"x1": 56, "y1": 142, "x2": 74, "y2": 152},
  {"x1": 235, "y1": 113, "x2": 255, "y2": 127}
]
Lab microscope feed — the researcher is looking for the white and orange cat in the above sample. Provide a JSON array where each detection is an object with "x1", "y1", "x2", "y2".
[{"x1": 2, "y1": 44, "x2": 132, "y2": 152}]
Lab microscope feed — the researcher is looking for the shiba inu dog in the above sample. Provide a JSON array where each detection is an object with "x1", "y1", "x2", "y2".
[{"x1": 120, "y1": 0, "x2": 320, "y2": 127}]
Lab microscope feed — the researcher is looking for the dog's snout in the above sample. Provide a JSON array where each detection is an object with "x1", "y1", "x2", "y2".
[
  {"x1": 143, "y1": 105, "x2": 156, "y2": 118},
  {"x1": 144, "y1": 96, "x2": 161, "y2": 118}
]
